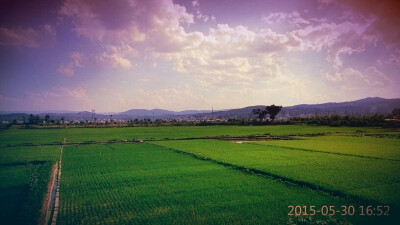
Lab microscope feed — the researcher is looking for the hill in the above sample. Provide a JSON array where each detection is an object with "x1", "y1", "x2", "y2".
[{"x1": 0, "y1": 97, "x2": 399, "y2": 122}]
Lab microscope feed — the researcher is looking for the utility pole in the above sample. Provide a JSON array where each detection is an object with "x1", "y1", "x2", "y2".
[{"x1": 212, "y1": 106, "x2": 214, "y2": 120}]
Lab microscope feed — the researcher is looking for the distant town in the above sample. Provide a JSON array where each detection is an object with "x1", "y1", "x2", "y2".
[{"x1": 1, "y1": 97, "x2": 399, "y2": 128}]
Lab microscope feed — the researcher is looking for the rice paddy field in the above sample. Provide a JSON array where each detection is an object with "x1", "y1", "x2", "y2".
[
  {"x1": 0, "y1": 146, "x2": 59, "y2": 224},
  {"x1": 0, "y1": 125, "x2": 386, "y2": 146},
  {"x1": 0, "y1": 124, "x2": 399, "y2": 224}
]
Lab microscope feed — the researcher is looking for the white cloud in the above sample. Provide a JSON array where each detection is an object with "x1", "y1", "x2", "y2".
[
  {"x1": 58, "y1": 0, "x2": 393, "y2": 103},
  {"x1": 57, "y1": 1, "x2": 310, "y2": 88},
  {"x1": 386, "y1": 51, "x2": 400, "y2": 65},
  {"x1": 58, "y1": 63, "x2": 75, "y2": 77},
  {"x1": 323, "y1": 66, "x2": 391, "y2": 89},
  {"x1": 158, "y1": 24, "x2": 286, "y2": 87},
  {"x1": 96, "y1": 53, "x2": 132, "y2": 69},
  {"x1": 59, "y1": 0, "x2": 194, "y2": 70},
  {"x1": 0, "y1": 25, "x2": 55, "y2": 48},
  {"x1": 192, "y1": 0, "x2": 199, "y2": 7},
  {"x1": 191, "y1": 0, "x2": 215, "y2": 23},
  {"x1": 95, "y1": 45, "x2": 137, "y2": 69},
  {"x1": 317, "y1": 0, "x2": 400, "y2": 48},
  {"x1": 262, "y1": 11, "x2": 310, "y2": 28},
  {"x1": 58, "y1": 52, "x2": 86, "y2": 77},
  {"x1": 60, "y1": 87, "x2": 89, "y2": 99},
  {"x1": 59, "y1": 0, "x2": 193, "y2": 43}
]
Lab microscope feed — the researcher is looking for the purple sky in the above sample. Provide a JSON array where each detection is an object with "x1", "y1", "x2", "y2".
[{"x1": 0, "y1": 0, "x2": 399, "y2": 112}]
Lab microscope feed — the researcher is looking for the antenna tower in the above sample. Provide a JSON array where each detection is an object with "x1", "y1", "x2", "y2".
[{"x1": 91, "y1": 109, "x2": 95, "y2": 121}]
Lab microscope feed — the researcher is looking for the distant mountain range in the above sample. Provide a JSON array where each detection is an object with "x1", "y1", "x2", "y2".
[
  {"x1": 1, "y1": 97, "x2": 399, "y2": 122},
  {"x1": 202, "y1": 97, "x2": 400, "y2": 120},
  {"x1": 118, "y1": 109, "x2": 211, "y2": 118}
]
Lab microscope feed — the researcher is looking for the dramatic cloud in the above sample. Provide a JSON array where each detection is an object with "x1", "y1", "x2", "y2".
[
  {"x1": 59, "y1": 0, "x2": 193, "y2": 43},
  {"x1": 0, "y1": 0, "x2": 398, "y2": 111},
  {"x1": 159, "y1": 24, "x2": 297, "y2": 87},
  {"x1": 57, "y1": 0, "x2": 388, "y2": 86},
  {"x1": 319, "y1": 0, "x2": 400, "y2": 47},
  {"x1": 58, "y1": 0, "x2": 194, "y2": 70},
  {"x1": 55, "y1": 0, "x2": 400, "y2": 101}
]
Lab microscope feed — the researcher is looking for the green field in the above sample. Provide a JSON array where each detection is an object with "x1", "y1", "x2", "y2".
[
  {"x1": 0, "y1": 125, "x2": 388, "y2": 146},
  {"x1": 0, "y1": 125, "x2": 399, "y2": 224},
  {"x1": 154, "y1": 139, "x2": 400, "y2": 205},
  {"x1": 58, "y1": 143, "x2": 384, "y2": 225},
  {"x1": 252, "y1": 135, "x2": 400, "y2": 160},
  {"x1": 0, "y1": 146, "x2": 59, "y2": 224}
]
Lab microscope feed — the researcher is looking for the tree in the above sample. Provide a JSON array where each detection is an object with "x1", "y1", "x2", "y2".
[
  {"x1": 266, "y1": 104, "x2": 282, "y2": 121},
  {"x1": 28, "y1": 114, "x2": 41, "y2": 124},
  {"x1": 393, "y1": 108, "x2": 400, "y2": 117},
  {"x1": 29, "y1": 114, "x2": 35, "y2": 124},
  {"x1": 252, "y1": 108, "x2": 268, "y2": 121},
  {"x1": 45, "y1": 115, "x2": 51, "y2": 124}
]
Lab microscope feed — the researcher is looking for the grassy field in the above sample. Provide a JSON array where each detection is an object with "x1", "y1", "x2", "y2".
[
  {"x1": 0, "y1": 125, "x2": 398, "y2": 224},
  {"x1": 0, "y1": 125, "x2": 388, "y2": 146},
  {"x1": 0, "y1": 146, "x2": 59, "y2": 224}
]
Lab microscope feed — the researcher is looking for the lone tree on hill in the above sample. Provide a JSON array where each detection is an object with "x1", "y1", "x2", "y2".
[
  {"x1": 252, "y1": 104, "x2": 283, "y2": 122},
  {"x1": 252, "y1": 108, "x2": 268, "y2": 121},
  {"x1": 266, "y1": 104, "x2": 282, "y2": 121}
]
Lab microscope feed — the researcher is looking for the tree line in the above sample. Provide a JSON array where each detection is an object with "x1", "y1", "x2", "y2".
[{"x1": 1, "y1": 106, "x2": 399, "y2": 129}]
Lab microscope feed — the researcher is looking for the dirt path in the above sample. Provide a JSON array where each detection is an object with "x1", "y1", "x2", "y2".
[
  {"x1": 38, "y1": 161, "x2": 58, "y2": 225},
  {"x1": 50, "y1": 145, "x2": 62, "y2": 225},
  {"x1": 39, "y1": 144, "x2": 63, "y2": 225}
]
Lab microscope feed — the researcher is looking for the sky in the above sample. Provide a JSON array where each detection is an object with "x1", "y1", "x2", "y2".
[{"x1": 0, "y1": 0, "x2": 399, "y2": 112}]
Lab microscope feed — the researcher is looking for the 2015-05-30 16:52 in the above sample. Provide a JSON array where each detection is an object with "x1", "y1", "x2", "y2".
[{"x1": 288, "y1": 205, "x2": 390, "y2": 216}]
